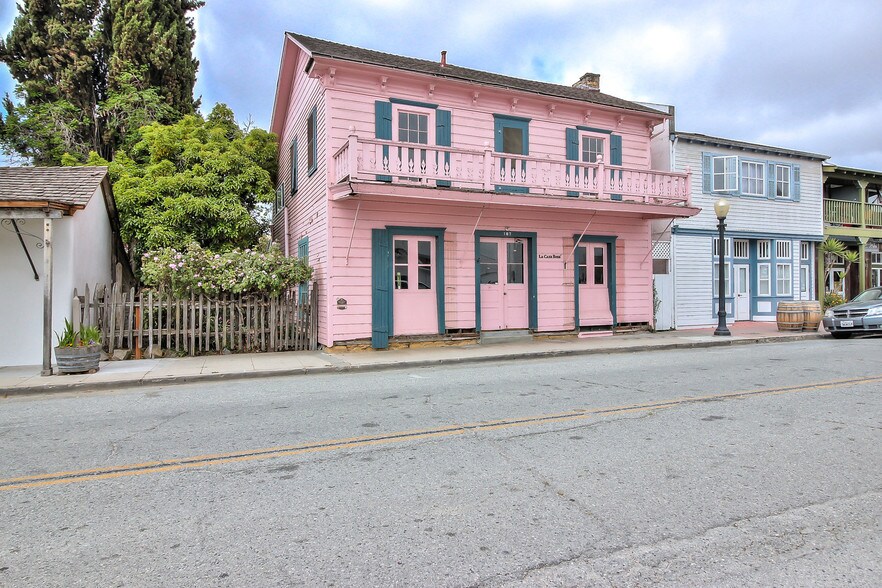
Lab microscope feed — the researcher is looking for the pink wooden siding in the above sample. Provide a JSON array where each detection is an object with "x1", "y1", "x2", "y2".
[
  {"x1": 271, "y1": 35, "x2": 695, "y2": 346},
  {"x1": 277, "y1": 47, "x2": 331, "y2": 345},
  {"x1": 327, "y1": 199, "x2": 653, "y2": 342}
]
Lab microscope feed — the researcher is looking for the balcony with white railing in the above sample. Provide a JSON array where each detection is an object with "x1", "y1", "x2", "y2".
[
  {"x1": 332, "y1": 131, "x2": 692, "y2": 207},
  {"x1": 824, "y1": 199, "x2": 882, "y2": 229}
]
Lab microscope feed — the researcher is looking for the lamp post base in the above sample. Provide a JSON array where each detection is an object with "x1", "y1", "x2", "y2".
[{"x1": 714, "y1": 312, "x2": 731, "y2": 336}]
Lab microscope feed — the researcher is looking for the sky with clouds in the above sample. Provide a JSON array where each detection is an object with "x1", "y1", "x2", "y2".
[{"x1": 2, "y1": 0, "x2": 881, "y2": 169}]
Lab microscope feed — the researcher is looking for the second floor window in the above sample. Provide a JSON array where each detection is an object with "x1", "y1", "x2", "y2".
[
  {"x1": 776, "y1": 165, "x2": 791, "y2": 198},
  {"x1": 582, "y1": 136, "x2": 605, "y2": 163},
  {"x1": 713, "y1": 156, "x2": 738, "y2": 192},
  {"x1": 741, "y1": 160, "x2": 765, "y2": 196},
  {"x1": 398, "y1": 111, "x2": 429, "y2": 144}
]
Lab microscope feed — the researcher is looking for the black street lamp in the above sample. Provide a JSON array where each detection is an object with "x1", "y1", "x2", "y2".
[{"x1": 714, "y1": 198, "x2": 731, "y2": 336}]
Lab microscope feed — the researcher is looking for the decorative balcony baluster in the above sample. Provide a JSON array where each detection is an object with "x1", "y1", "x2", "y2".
[{"x1": 333, "y1": 133, "x2": 692, "y2": 206}]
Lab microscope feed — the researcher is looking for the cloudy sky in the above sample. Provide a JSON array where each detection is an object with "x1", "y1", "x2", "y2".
[{"x1": 2, "y1": 0, "x2": 880, "y2": 169}]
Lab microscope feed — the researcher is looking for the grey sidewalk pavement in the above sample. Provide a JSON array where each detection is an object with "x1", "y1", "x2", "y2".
[{"x1": 1, "y1": 322, "x2": 829, "y2": 396}]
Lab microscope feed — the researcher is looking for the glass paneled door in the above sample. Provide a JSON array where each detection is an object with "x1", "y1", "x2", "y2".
[
  {"x1": 392, "y1": 236, "x2": 438, "y2": 336},
  {"x1": 479, "y1": 238, "x2": 529, "y2": 330},
  {"x1": 576, "y1": 243, "x2": 613, "y2": 327}
]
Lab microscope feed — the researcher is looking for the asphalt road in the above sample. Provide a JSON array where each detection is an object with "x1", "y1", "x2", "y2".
[{"x1": 1, "y1": 338, "x2": 880, "y2": 587}]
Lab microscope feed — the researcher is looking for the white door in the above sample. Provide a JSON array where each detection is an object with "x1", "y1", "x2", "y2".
[
  {"x1": 653, "y1": 274, "x2": 673, "y2": 331},
  {"x1": 735, "y1": 265, "x2": 750, "y2": 321}
]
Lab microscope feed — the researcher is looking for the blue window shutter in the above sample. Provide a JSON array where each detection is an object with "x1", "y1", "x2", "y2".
[
  {"x1": 610, "y1": 134, "x2": 622, "y2": 165},
  {"x1": 371, "y1": 229, "x2": 391, "y2": 349},
  {"x1": 565, "y1": 128, "x2": 579, "y2": 197},
  {"x1": 375, "y1": 101, "x2": 392, "y2": 182},
  {"x1": 610, "y1": 134, "x2": 622, "y2": 201},
  {"x1": 297, "y1": 237, "x2": 309, "y2": 303},
  {"x1": 702, "y1": 153, "x2": 712, "y2": 193},
  {"x1": 792, "y1": 164, "x2": 801, "y2": 201},
  {"x1": 767, "y1": 162, "x2": 776, "y2": 199},
  {"x1": 435, "y1": 109, "x2": 451, "y2": 187},
  {"x1": 565, "y1": 128, "x2": 579, "y2": 160}
]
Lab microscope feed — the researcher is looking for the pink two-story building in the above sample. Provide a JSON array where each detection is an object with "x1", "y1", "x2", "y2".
[{"x1": 270, "y1": 33, "x2": 698, "y2": 348}]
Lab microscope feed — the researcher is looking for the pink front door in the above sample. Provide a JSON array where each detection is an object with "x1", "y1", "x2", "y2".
[
  {"x1": 392, "y1": 236, "x2": 438, "y2": 336},
  {"x1": 577, "y1": 243, "x2": 613, "y2": 326},
  {"x1": 479, "y1": 238, "x2": 529, "y2": 330}
]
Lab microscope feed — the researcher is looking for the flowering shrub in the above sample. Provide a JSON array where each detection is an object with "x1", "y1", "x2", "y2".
[
  {"x1": 823, "y1": 292, "x2": 846, "y2": 310},
  {"x1": 141, "y1": 242, "x2": 313, "y2": 297}
]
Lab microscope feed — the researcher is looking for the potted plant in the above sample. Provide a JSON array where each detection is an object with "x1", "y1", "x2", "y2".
[{"x1": 54, "y1": 319, "x2": 102, "y2": 374}]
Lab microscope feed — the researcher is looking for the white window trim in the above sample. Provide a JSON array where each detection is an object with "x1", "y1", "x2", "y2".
[
  {"x1": 758, "y1": 240, "x2": 771, "y2": 260},
  {"x1": 800, "y1": 242, "x2": 810, "y2": 260},
  {"x1": 758, "y1": 263, "x2": 771, "y2": 296},
  {"x1": 776, "y1": 263, "x2": 793, "y2": 296},
  {"x1": 800, "y1": 265, "x2": 809, "y2": 294},
  {"x1": 740, "y1": 159, "x2": 765, "y2": 197},
  {"x1": 392, "y1": 104, "x2": 435, "y2": 146},
  {"x1": 712, "y1": 155, "x2": 738, "y2": 192},
  {"x1": 713, "y1": 237, "x2": 731, "y2": 257},
  {"x1": 776, "y1": 240, "x2": 792, "y2": 259},
  {"x1": 734, "y1": 239, "x2": 749, "y2": 259},
  {"x1": 713, "y1": 262, "x2": 732, "y2": 297},
  {"x1": 580, "y1": 131, "x2": 610, "y2": 164},
  {"x1": 776, "y1": 164, "x2": 792, "y2": 199}
]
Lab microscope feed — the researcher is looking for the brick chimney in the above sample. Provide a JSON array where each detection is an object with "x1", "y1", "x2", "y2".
[{"x1": 573, "y1": 72, "x2": 600, "y2": 91}]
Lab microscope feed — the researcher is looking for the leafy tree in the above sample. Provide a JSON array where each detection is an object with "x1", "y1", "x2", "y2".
[
  {"x1": 89, "y1": 104, "x2": 278, "y2": 273},
  {"x1": 0, "y1": 0, "x2": 105, "y2": 164},
  {"x1": 0, "y1": 0, "x2": 202, "y2": 164}
]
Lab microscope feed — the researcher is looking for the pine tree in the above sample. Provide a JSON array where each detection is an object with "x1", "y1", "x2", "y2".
[
  {"x1": 0, "y1": 0, "x2": 203, "y2": 164},
  {"x1": 0, "y1": 0, "x2": 106, "y2": 164}
]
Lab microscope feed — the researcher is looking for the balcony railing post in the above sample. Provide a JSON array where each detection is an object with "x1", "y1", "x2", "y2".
[
  {"x1": 482, "y1": 142, "x2": 493, "y2": 192},
  {"x1": 683, "y1": 166, "x2": 692, "y2": 206},
  {"x1": 597, "y1": 155, "x2": 606, "y2": 200},
  {"x1": 347, "y1": 127, "x2": 358, "y2": 181}
]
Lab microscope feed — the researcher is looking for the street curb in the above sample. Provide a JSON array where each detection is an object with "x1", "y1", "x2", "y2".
[{"x1": 2, "y1": 333, "x2": 827, "y2": 398}]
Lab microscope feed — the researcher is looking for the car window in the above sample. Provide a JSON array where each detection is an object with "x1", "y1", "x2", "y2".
[{"x1": 851, "y1": 288, "x2": 882, "y2": 302}]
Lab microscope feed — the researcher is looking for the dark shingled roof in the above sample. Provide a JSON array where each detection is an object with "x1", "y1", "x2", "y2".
[
  {"x1": 0, "y1": 166, "x2": 108, "y2": 207},
  {"x1": 675, "y1": 132, "x2": 828, "y2": 161},
  {"x1": 288, "y1": 33, "x2": 662, "y2": 116}
]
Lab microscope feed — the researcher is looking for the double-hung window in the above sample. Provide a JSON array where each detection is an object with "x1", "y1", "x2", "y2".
[
  {"x1": 712, "y1": 156, "x2": 738, "y2": 192},
  {"x1": 393, "y1": 104, "x2": 434, "y2": 180},
  {"x1": 713, "y1": 262, "x2": 731, "y2": 297},
  {"x1": 776, "y1": 263, "x2": 792, "y2": 296},
  {"x1": 776, "y1": 165, "x2": 791, "y2": 199},
  {"x1": 581, "y1": 135, "x2": 606, "y2": 163},
  {"x1": 758, "y1": 264, "x2": 771, "y2": 296},
  {"x1": 740, "y1": 160, "x2": 765, "y2": 196},
  {"x1": 705, "y1": 153, "x2": 799, "y2": 200}
]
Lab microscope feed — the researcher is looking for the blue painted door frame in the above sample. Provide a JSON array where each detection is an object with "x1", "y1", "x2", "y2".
[
  {"x1": 572, "y1": 234, "x2": 618, "y2": 328},
  {"x1": 474, "y1": 230, "x2": 538, "y2": 332},
  {"x1": 372, "y1": 226, "x2": 446, "y2": 349}
]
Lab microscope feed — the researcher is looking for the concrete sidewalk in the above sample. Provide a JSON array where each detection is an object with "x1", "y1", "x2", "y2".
[{"x1": 1, "y1": 323, "x2": 828, "y2": 396}]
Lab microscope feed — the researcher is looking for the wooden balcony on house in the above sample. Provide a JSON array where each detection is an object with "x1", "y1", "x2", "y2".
[
  {"x1": 824, "y1": 199, "x2": 882, "y2": 229},
  {"x1": 332, "y1": 132, "x2": 692, "y2": 207}
]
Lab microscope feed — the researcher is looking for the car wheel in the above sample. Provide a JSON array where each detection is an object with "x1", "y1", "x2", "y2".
[{"x1": 831, "y1": 332, "x2": 852, "y2": 339}]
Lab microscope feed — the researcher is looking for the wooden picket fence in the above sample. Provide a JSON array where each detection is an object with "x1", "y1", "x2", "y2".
[{"x1": 71, "y1": 282, "x2": 318, "y2": 357}]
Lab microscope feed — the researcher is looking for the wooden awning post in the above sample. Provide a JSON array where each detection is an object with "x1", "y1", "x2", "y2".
[{"x1": 41, "y1": 217, "x2": 53, "y2": 376}]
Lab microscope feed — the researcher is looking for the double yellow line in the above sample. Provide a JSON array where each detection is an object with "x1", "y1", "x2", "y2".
[{"x1": 2, "y1": 375, "x2": 879, "y2": 492}]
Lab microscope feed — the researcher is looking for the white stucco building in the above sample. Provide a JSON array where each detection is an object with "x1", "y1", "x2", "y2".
[{"x1": 0, "y1": 167, "x2": 130, "y2": 370}]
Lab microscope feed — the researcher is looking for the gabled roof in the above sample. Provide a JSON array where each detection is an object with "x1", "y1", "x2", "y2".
[
  {"x1": 674, "y1": 132, "x2": 828, "y2": 162},
  {"x1": 0, "y1": 166, "x2": 109, "y2": 211},
  {"x1": 287, "y1": 33, "x2": 662, "y2": 116}
]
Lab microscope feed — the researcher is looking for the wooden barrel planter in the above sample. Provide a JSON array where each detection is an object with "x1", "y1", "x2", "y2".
[
  {"x1": 801, "y1": 301, "x2": 822, "y2": 332},
  {"x1": 776, "y1": 301, "x2": 804, "y2": 332}
]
